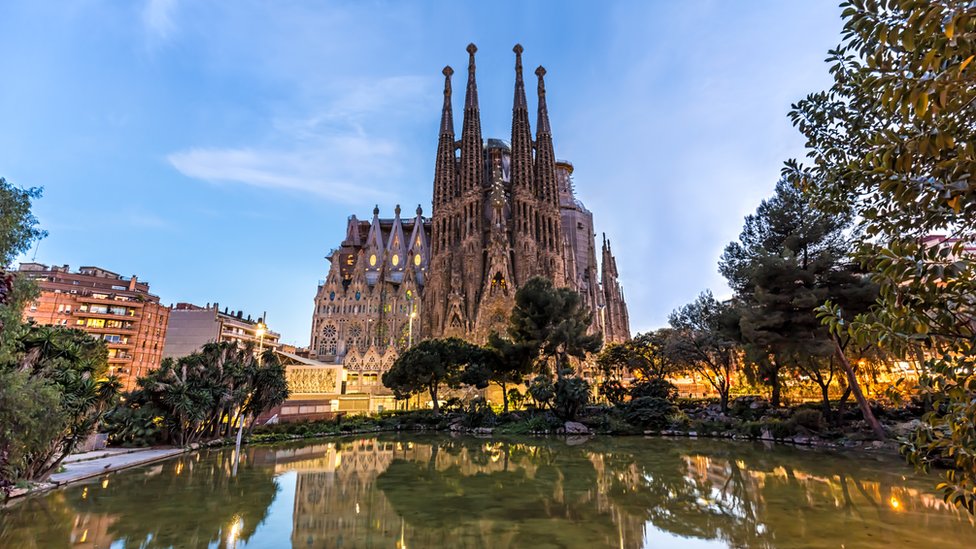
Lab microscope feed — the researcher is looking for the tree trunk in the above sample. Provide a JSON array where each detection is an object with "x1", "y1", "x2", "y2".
[
  {"x1": 430, "y1": 383, "x2": 439, "y2": 416},
  {"x1": 819, "y1": 382, "x2": 832, "y2": 421},
  {"x1": 836, "y1": 386, "x2": 852, "y2": 425},
  {"x1": 500, "y1": 381, "x2": 509, "y2": 414},
  {"x1": 719, "y1": 385, "x2": 729, "y2": 414},
  {"x1": 833, "y1": 336, "x2": 885, "y2": 440},
  {"x1": 770, "y1": 376, "x2": 781, "y2": 408}
]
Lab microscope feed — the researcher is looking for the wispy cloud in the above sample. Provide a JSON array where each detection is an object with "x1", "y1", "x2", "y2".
[
  {"x1": 142, "y1": 0, "x2": 178, "y2": 40},
  {"x1": 168, "y1": 136, "x2": 396, "y2": 203},
  {"x1": 168, "y1": 75, "x2": 434, "y2": 203}
]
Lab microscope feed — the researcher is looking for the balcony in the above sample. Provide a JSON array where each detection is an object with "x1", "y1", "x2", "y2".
[
  {"x1": 82, "y1": 325, "x2": 137, "y2": 335},
  {"x1": 76, "y1": 295, "x2": 146, "y2": 309},
  {"x1": 73, "y1": 309, "x2": 141, "y2": 320}
]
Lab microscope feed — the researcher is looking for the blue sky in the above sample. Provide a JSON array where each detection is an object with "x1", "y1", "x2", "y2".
[{"x1": 0, "y1": 1, "x2": 842, "y2": 345}]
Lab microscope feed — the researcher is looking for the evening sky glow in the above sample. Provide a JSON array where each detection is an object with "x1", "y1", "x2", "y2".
[{"x1": 0, "y1": 1, "x2": 842, "y2": 345}]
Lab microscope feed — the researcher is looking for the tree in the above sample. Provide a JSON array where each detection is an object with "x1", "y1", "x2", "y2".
[
  {"x1": 784, "y1": 0, "x2": 976, "y2": 509},
  {"x1": 667, "y1": 292, "x2": 739, "y2": 413},
  {"x1": 719, "y1": 179, "x2": 880, "y2": 417},
  {"x1": 120, "y1": 341, "x2": 289, "y2": 446},
  {"x1": 596, "y1": 330, "x2": 679, "y2": 404},
  {"x1": 720, "y1": 179, "x2": 855, "y2": 407},
  {"x1": 0, "y1": 177, "x2": 46, "y2": 267},
  {"x1": 508, "y1": 277, "x2": 603, "y2": 378},
  {"x1": 461, "y1": 333, "x2": 534, "y2": 413},
  {"x1": 0, "y1": 176, "x2": 45, "y2": 363},
  {"x1": 382, "y1": 337, "x2": 480, "y2": 415},
  {"x1": 4, "y1": 325, "x2": 119, "y2": 482}
]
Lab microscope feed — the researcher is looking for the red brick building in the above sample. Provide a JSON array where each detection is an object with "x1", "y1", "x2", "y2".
[{"x1": 18, "y1": 263, "x2": 170, "y2": 389}]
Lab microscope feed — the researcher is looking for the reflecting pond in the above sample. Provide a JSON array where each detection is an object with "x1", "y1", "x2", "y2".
[{"x1": 2, "y1": 435, "x2": 975, "y2": 548}]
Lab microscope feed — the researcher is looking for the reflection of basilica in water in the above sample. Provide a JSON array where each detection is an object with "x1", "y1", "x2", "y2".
[
  {"x1": 4, "y1": 436, "x2": 976, "y2": 549},
  {"x1": 264, "y1": 437, "x2": 976, "y2": 549}
]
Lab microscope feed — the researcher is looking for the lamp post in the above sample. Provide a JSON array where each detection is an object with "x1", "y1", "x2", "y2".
[
  {"x1": 235, "y1": 319, "x2": 268, "y2": 475},
  {"x1": 407, "y1": 311, "x2": 417, "y2": 347},
  {"x1": 255, "y1": 321, "x2": 267, "y2": 363}
]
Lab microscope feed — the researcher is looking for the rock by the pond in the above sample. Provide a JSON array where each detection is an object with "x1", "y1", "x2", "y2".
[{"x1": 564, "y1": 421, "x2": 591, "y2": 435}]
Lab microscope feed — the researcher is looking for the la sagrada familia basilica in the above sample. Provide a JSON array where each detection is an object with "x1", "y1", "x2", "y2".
[{"x1": 310, "y1": 44, "x2": 629, "y2": 374}]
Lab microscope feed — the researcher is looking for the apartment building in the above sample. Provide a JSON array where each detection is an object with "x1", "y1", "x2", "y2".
[
  {"x1": 163, "y1": 302, "x2": 280, "y2": 359},
  {"x1": 18, "y1": 263, "x2": 169, "y2": 389}
]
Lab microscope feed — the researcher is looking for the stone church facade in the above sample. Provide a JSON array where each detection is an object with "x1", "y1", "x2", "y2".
[{"x1": 310, "y1": 44, "x2": 629, "y2": 370}]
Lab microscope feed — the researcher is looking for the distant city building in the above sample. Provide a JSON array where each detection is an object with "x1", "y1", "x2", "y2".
[
  {"x1": 18, "y1": 263, "x2": 170, "y2": 389},
  {"x1": 310, "y1": 44, "x2": 630, "y2": 374},
  {"x1": 163, "y1": 302, "x2": 280, "y2": 359}
]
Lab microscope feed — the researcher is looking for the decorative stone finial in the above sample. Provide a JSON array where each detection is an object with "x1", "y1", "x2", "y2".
[
  {"x1": 416, "y1": 204, "x2": 423, "y2": 216},
  {"x1": 443, "y1": 66, "x2": 453, "y2": 77},
  {"x1": 535, "y1": 66, "x2": 546, "y2": 78},
  {"x1": 466, "y1": 43, "x2": 477, "y2": 55},
  {"x1": 395, "y1": 204, "x2": 401, "y2": 217},
  {"x1": 513, "y1": 43, "x2": 523, "y2": 55},
  {"x1": 373, "y1": 205, "x2": 380, "y2": 216}
]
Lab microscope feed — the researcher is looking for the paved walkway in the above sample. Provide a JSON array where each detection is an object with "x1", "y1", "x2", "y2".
[{"x1": 49, "y1": 448, "x2": 185, "y2": 486}]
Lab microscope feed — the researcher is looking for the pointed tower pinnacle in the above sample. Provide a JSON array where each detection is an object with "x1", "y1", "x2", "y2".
[
  {"x1": 535, "y1": 66, "x2": 551, "y2": 136},
  {"x1": 533, "y1": 65, "x2": 558, "y2": 206},
  {"x1": 439, "y1": 66, "x2": 455, "y2": 135},
  {"x1": 433, "y1": 66, "x2": 456, "y2": 211},
  {"x1": 464, "y1": 43, "x2": 479, "y2": 110},
  {"x1": 459, "y1": 43, "x2": 484, "y2": 196},
  {"x1": 511, "y1": 44, "x2": 533, "y2": 196}
]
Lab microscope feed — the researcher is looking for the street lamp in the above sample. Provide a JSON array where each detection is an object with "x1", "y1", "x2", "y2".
[
  {"x1": 235, "y1": 319, "x2": 267, "y2": 474},
  {"x1": 407, "y1": 311, "x2": 417, "y2": 347},
  {"x1": 255, "y1": 321, "x2": 267, "y2": 360}
]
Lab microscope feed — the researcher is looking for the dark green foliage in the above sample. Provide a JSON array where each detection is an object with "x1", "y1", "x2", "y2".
[
  {"x1": 667, "y1": 292, "x2": 739, "y2": 413},
  {"x1": 630, "y1": 378, "x2": 678, "y2": 401},
  {"x1": 102, "y1": 405, "x2": 161, "y2": 447},
  {"x1": 382, "y1": 337, "x2": 480, "y2": 415},
  {"x1": 623, "y1": 397, "x2": 676, "y2": 431},
  {"x1": 598, "y1": 379, "x2": 627, "y2": 406},
  {"x1": 461, "y1": 399, "x2": 497, "y2": 428},
  {"x1": 784, "y1": 0, "x2": 976, "y2": 511},
  {"x1": 116, "y1": 341, "x2": 289, "y2": 446},
  {"x1": 509, "y1": 277, "x2": 602, "y2": 376},
  {"x1": 553, "y1": 374, "x2": 590, "y2": 421},
  {"x1": 719, "y1": 179, "x2": 877, "y2": 412},
  {"x1": 767, "y1": 420, "x2": 798, "y2": 441},
  {"x1": 791, "y1": 409, "x2": 824, "y2": 432},
  {"x1": 0, "y1": 177, "x2": 46, "y2": 267},
  {"x1": 527, "y1": 375, "x2": 555, "y2": 409},
  {"x1": 0, "y1": 369, "x2": 64, "y2": 493}
]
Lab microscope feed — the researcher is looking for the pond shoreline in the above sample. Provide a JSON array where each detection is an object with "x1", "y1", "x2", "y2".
[{"x1": 3, "y1": 423, "x2": 904, "y2": 505}]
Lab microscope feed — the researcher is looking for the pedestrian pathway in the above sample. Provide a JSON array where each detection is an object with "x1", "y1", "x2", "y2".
[{"x1": 49, "y1": 447, "x2": 184, "y2": 486}]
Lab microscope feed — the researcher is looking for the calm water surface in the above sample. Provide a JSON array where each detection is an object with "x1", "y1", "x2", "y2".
[{"x1": 2, "y1": 435, "x2": 975, "y2": 548}]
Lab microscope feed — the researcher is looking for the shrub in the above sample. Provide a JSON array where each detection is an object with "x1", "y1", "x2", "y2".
[
  {"x1": 767, "y1": 419, "x2": 798, "y2": 440},
  {"x1": 729, "y1": 396, "x2": 769, "y2": 421},
  {"x1": 554, "y1": 376, "x2": 591, "y2": 421},
  {"x1": 630, "y1": 379, "x2": 678, "y2": 402},
  {"x1": 791, "y1": 409, "x2": 824, "y2": 432},
  {"x1": 623, "y1": 397, "x2": 677, "y2": 430},
  {"x1": 599, "y1": 379, "x2": 628, "y2": 406},
  {"x1": 528, "y1": 376, "x2": 555, "y2": 409},
  {"x1": 103, "y1": 405, "x2": 162, "y2": 447},
  {"x1": 738, "y1": 421, "x2": 765, "y2": 439},
  {"x1": 462, "y1": 399, "x2": 497, "y2": 428}
]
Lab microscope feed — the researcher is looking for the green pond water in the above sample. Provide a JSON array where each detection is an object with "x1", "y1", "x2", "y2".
[{"x1": 2, "y1": 435, "x2": 975, "y2": 548}]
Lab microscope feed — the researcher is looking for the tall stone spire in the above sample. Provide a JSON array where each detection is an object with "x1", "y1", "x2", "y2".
[
  {"x1": 511, "y1": 44, "x2": 533, "y2": 194},
  {"x1": 459, "y1": 43, "x2": 484, "y2": 196},
  {"x1": 534, "y1": 66, "x2": 557, "y2": 206},
  {"x1": 432, "y1": 66, "x2": 456, "y2": 212}
]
